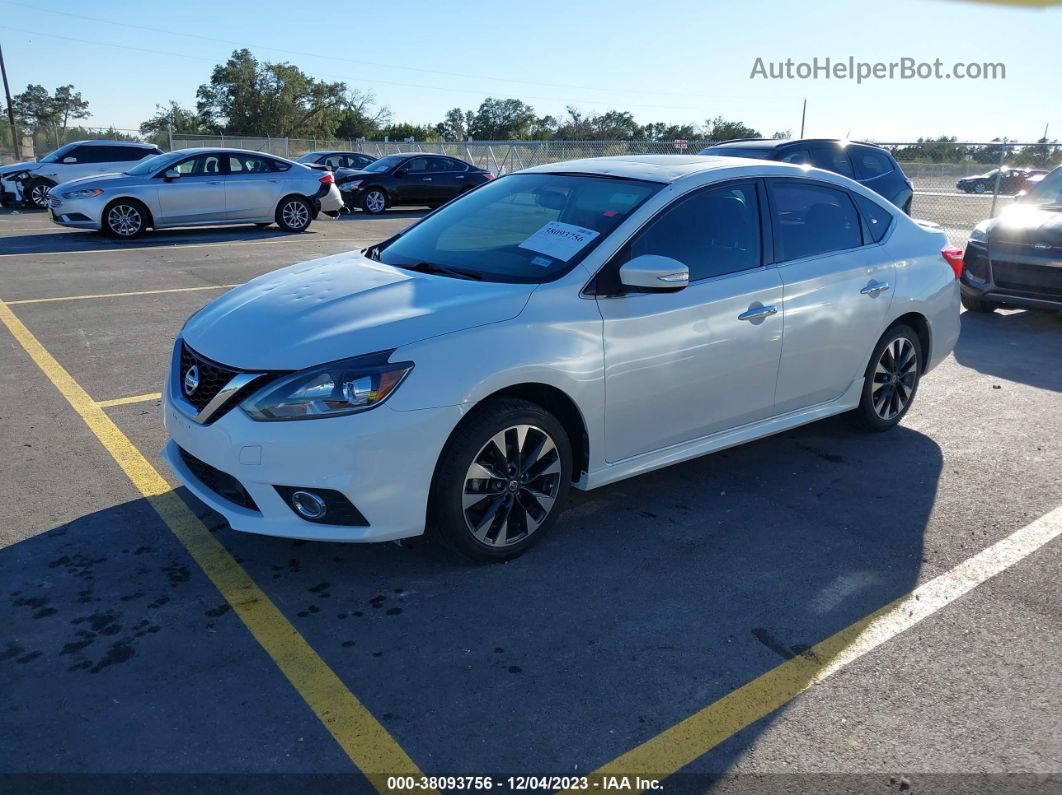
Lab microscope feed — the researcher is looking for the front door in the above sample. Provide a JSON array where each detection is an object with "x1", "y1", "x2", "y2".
[
  {"x1": 395, "y1": 157, "x2": 434, "y2": 204},
  {"x1": 154, "y1": 153, "x2": 226, "y2": 225},
  {"x1": 597, "y1": 181, "x2": 785, "y2": 462}
]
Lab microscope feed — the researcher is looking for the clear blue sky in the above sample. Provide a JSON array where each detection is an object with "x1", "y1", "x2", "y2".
[{"x1": 1, "y1": 0, "x2": 1058, "y2": 142}]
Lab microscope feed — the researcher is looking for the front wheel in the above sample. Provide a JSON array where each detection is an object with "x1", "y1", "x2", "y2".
[
  {"x1": 24, "y1": 178, "x2": 54, "y2": 209},
  {"x1": 361, "y1": 189, "x2": 387, "y2": 215},
  {"x1": 275, "y1": 196, "x2": 312, "y2": 232},
  {"x1": 102, "y1": 199, "x2": 148, "y2": 239},
  {"x1": 429, "y1": 399, "x2": 572, "y2": 562},
  {"x1": 973, "y1": 182, "x2": 987, "y2": 194},
  {"x1": 851, "y1": 324, "x2": 922, "y2": 432}
]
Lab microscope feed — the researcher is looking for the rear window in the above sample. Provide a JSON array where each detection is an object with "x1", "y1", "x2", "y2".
[
  {"x1": 377, "y1": 173, "x2": 662, "y2": 283},
  {"x1": 811, "y1": 147, "x2": 855, "y2": 179},
  {"x1": 852, "y1": 148, "x2": 893, "y2": 179}
]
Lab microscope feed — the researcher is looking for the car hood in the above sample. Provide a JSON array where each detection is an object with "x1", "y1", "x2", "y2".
[
  {"x1": 987, "y1": 205, "x2": 1062, "y2": 246},
  {"x1": 0, "y1": 161, "x2": 41, "y2": 177},
  {"x1": 181, "y1": 251, "x2": 535, "y2": 371},
  {"x1": 53, "y1": 172, "x2": 139, "y2": 191}
]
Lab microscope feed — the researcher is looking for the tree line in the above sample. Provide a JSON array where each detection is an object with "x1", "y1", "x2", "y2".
[{"x1": 3, "y1": 49, "x2": 1060, "y2": 170}]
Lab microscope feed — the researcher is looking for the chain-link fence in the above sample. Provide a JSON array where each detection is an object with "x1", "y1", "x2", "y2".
[
  {"x1": 0, "y1": 127, "x2": 152, "y2": 166},
  {"x1": 168, "y1": 134, "x2": 1062, "y2": 245}
]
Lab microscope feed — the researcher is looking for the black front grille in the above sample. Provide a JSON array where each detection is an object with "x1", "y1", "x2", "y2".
[
  {"x1": 178, "y1": 447, "x2": 259, "y2": 511},
  {"x1": 180, "y1": 343, "x2": 240, "y2": 412},
  {"x1": 992, "y1": 260, "x2": 1062, "y2": 298}
]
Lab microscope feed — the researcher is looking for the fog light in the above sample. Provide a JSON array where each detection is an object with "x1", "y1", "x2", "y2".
[{"x1": 291, "y1": 490, "x2": 327, "y2": 520}]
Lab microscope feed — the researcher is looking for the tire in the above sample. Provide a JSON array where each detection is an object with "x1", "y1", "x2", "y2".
[
  {"x1": 275, "y1": 196, "x2": 312, "y2": 232},
  {"x1": 429, "y1": 398, "x2": 572, "y2": 562},
  {"x1": 361, "y1": 188, "x2": 388, "y2": 215},
  {"x1": 23, "y1": 178, "x2": 54, "y2": 209},
  {"x1": 851, "y1": 324, "x2": 922, "y2": 432},
  {"x1": 961, "y1": 292, "x2": 999, "y2": 313},
  {"x1": 973, "y1": 182, "x2": 987, "y2": 194},
  {"x1": 102, "y1": 199, "x2": 149, "y2": 239}
]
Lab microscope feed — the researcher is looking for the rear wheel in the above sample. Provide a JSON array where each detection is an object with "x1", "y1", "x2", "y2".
[
  {"x1": 102, "y1": 199, "x2": 148, "y2": 239},
  {"x1": 429, "y1": 398, "x2": 572, "y2": 562},
  {"x1": 851, "y1": 324, "x2": 922, "y2": 432},
  {"x1": 961, "y1": 293, "x2": 999, "y2": 314},
  {"x1": 275, "y1": 196, "x2": 312, "y2": 232}
]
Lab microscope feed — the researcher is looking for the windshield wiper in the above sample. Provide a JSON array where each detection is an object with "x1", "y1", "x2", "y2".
[{"x1": 397, "y1": 261, "x2": 482, "y2": 281}]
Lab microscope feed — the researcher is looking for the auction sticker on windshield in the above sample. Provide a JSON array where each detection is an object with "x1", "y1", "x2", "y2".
[{"x1": 519, "y1": 221, "x2": 600, "y2": 261}]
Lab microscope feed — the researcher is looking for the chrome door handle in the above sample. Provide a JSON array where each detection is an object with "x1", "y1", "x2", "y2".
[
  {"x1": 456, "y1": 175, "x2": 465, "y2": 179},
  {"x1": 422, "y1": 177, "x2": 432, "y2": 181},
  {"x1": 738, "y1": 305, "x2": 778, "y2": 321},
  {"x1": 860, "y1": 281, "x2": 890, "y2": 297},
  {"x1": 206, "y1": 180, "x2": 222, "y2": 185}
]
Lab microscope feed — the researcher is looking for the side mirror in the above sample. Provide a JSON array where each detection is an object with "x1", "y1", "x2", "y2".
[
  {"x1": 394, "y1": 168, "x2": 407, "y2": 177},
  {"x1": 163, "y1": 168, "x2": 181, "y2": 181},
  {"x1": 62, "y1": 156, "x2": 77, "y2": 164},
  {"x1": 618, "y1": 255, "x2": 689, "y2": 291}
]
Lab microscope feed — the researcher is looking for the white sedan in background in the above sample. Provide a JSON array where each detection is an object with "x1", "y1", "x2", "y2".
[
  {"x1": 48, "y1": 148, "x2": 344, "y2": 237},
  {"x1": 162, "y1": 155, "x2": 961, "y2": 561}
]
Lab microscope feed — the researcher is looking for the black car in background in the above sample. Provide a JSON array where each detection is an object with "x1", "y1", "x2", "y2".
[
  {"x1": 295, "y1": 151, "x2": 376, "y2": 171},
  {"x1": 699, "y1": 138, "x2": 914, "y2": 214},
  {"x1": 961, "y1": 166, "x2": 1062, "y2": 314},
  {"x1": 956, "y1": 167, "x2": 1047, "y2": 195},
  {"x1": 335, "y1": 153, "x2": 493, "y2": 214}
]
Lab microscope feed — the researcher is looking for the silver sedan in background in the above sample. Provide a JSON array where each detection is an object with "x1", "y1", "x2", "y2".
[{"x1": 47, "y1": 148, "x2": 344, "y2": 238}]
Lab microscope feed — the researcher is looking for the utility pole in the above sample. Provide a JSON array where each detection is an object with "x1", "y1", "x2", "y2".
[
  {"x1": 0, "y1": 41, "x2": 20, "y2": 160},
  {"x1": 799, "y1": 98, "x2": 807, "y2": 138}
]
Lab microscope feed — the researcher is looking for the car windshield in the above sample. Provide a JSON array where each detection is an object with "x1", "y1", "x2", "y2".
[
  {"x1": 1022, "y1": 168, "x2": 1062, "y2": 208},
  {"x1": 363, "y1": 154, "x2": 406, "y2": 173},
  {"x1": 39, "y1": 144, "x2": 77, "y2": 163},
  {"x1": 296, "y1": 153, "x2": 322, "y2": 163},
  {"x1": 375, "y1": 172, "x2": 662, "y2": 283},
  {"x1": 124, "y1": 152, "x2": 181, "y2": 176}
]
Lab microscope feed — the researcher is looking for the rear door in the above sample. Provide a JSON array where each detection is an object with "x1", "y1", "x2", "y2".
[
  {"x1": 810, "y1": 145, "x2": 856, "y2": 181},
  {"x1": 154, "y1": 153, "x2": 227, "y2": 225},
  {"x1": 849, "y1": 146, "x2": 902, "y2": 203},
  {"x1": 767, "y1": 179, "x2": 896, "y2": 413},
  {"x1": 426, "y1": 157, "x2": 468, "y2": 201},
  {"x1": 224, "y1": 154, "x2": 283, "y2": 220}
]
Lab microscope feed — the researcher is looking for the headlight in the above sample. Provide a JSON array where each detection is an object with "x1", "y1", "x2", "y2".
[
  {"x1": 9, "y1": 170, "x2": 30, "y2": 181},
  {"x1": 339, "y1": 179, "x2": 362, "y2": 189},
  {"x1": 968, "y1": 222, "x2": 989, "y2": 244},
  {"x1": 62, "y1": 187, "x2": 104, "y2": 199},
  {"x1": 240, "y1": 353, "x2": 413, "y2": 421}
]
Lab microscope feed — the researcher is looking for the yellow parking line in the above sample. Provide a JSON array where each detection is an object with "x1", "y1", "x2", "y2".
[
  {"x1": 0, "y1": 236, "x2": 373, "y2": 257},
  {"x1": 96, "y1": 392, "x2": 162, "y2": 408},
  {"x1": 6, "y1": 284, "x2": 241, "y2": 305},
  {"x1": 575, "y1": 505, "x2": 1062, "y2": 790},
  {"x1": 0, "y1": 298, "x2": 426, "y2": 789}
]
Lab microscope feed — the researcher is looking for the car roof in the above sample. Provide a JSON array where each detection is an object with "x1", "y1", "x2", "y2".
[
  {"x1": 707, "y1": 138, "x2": 883, "y2": 150},
  {"x1": 522, "y1": 154, "x2": 832, "y2": 183},
  {"x1": 167, "y1": 147, "x2": 295, "y2": 158},
  {"x1": 67, "y1": 140, "x2": 157, "y2": 148},
  {"x1": 303, "y1": 150, "x2": 371, "y2": 157}
]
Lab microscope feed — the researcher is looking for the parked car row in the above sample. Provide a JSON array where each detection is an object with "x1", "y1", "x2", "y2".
[{"x1": 956, "y1": 167, "x2": 1048, "y2": 195}]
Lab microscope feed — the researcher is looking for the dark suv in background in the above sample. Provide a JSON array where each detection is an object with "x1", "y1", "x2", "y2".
[{"x1": 699, "y1": 138, "x2": 914, "y2": 214}]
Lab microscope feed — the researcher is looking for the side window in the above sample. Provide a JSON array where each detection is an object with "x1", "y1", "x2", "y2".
[
  {"x1": 625, "y1": 182, "x2": 762, "y2": 282},
  {"x1": 404, "y1": 158, "x2": 429, "y2": 174},
  {"x1": 852, "y1": 193, "x2": 893, "y2": 243},
  {"x1": 228, "y1": 155, "x2": 273, "y2": 174},
  {"x1": 66, "y1": 145, "x2": 114, "y2": 164},
  {"x1": 769, "y1": 182, "x2": 863, "y2": 261},
  {"x1": 353, "y1": 155, "x2": 373, "y2": 169},
  {"x1": 852, "y1": 149, "x2": 892, "y2": 179},
  {"x1": 323, "y1": 155, "x2": 344, "y2": 169},
  {"x1": 172, "y1": 154, "x2": 222, "y2": 176},
  {"x1": 113, "y1": 146, "x2": 152, "y2": 162},
  {"x1": 811, "y1": 147, "x2": 855, "y2": 178},
  {"x1": 779, "y1": 148, "x2": 811, "y2": 165}
]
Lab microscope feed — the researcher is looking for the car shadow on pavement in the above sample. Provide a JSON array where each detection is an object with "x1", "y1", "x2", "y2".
[
  {"x1": 0, "y1": 224, "x2": 336, "y2": 256},
  {"x1": 953, "y1": 308, "x2": 1062, "y2": 392},
  {"x1": 1, "y1": 415, "x2": 943, "y2": 777}
]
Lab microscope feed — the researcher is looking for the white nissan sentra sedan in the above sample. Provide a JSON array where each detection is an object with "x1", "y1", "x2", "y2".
[
  {"x1": 48, "y1": 148, "x2": 344, "y2": 238},
  {"x1": 162, "y1": 155, "x2": 961, "y2": 561}
]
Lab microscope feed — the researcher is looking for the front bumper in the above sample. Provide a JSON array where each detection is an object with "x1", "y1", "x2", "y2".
[
  {"x1": 47, "y1": 194, "x2": 103, "y2": 229},
  {"x1": 962, "y1": 239, "x2": 1062, "y2": 312},
  {"x1": 161, "y1": 381, "x2": 463, "y2": 543}
]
